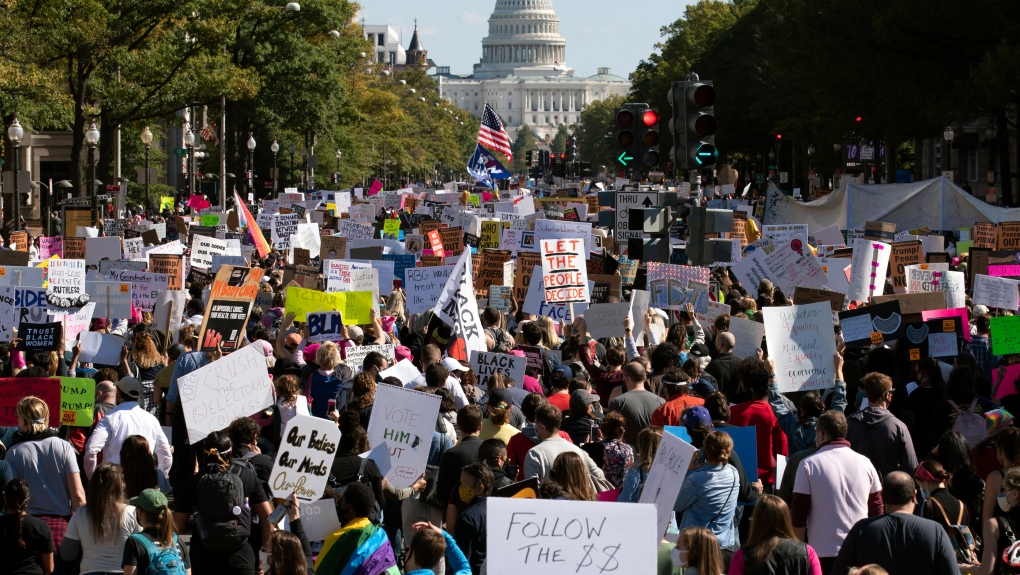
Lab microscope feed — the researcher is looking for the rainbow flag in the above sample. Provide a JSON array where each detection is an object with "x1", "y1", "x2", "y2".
[
  {"x1": 315, "y1": 519, "x2": 399, "y2": 575},
  {"x1": 234, "y1": 191, "x2": 270, "y2": 258}
]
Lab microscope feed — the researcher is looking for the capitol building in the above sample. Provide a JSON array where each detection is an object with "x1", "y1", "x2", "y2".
[{"x1": 432, "y1": 0, "x2": 631, "y2": 140}]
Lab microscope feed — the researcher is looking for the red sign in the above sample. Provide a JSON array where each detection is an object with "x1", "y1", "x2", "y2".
[{"x1": 0, "y1": 378, "x2": 61, "y2": 427}]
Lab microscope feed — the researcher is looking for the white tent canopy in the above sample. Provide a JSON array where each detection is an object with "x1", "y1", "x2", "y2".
[{"x1": 762, "y1": 177, "x2": 1020, "y2": 233}]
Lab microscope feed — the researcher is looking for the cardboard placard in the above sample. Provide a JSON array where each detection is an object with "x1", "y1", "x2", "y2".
[
  {"x1": 890, "y1": 241, "x2": 923, "y2": 293},
  {"x1": 364, "y1": 385, "x2": 442, "y2": 490},
  {"x1": 539, "y1": 238, "x2": 588, "y2": 304},
  {"x1": 792, "y1": 286, "x2": 845, "y2": 312},
  {"x1": 762, "y1": 302, "x2": 838, "y2": 392},
  {"x1": 268, "y1": 414, "x2": 341, "y2": 500},
  {"x1": 0, "y1": 378, "x2": 61, "y2": 427},
  {"x1": 974, "y1": 223, "x2": 998, "y2": 249},
  {"x1": 998, "y1": 222, "x2": 1020, "y2": 251}
]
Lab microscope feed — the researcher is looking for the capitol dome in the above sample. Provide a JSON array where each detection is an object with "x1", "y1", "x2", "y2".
[{"x1": 473, "y1": 0, "x2": 571, "y2": 79}]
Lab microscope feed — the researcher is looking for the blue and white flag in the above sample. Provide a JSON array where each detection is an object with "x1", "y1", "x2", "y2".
[{"x1": 467, "y1": 143, "x2": 511, "y2": 188}]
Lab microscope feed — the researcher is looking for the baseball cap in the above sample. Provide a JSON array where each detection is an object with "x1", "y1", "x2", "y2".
[
  {"x1": 689, "y1": 343, "x2": 711, "y2": 358},
  {"x1": 691, "y1": 378, "x2": 716, "y2": 397},
  {"x1": 682, "y1": 405, "x2": 712, "y2": 430},
  {"x1": 116, "y1": 376, "x2": 141, "y2": 400},
  {"x1": 285, "y1": 333, "x2": 302, "y2": 348},
  {"x1": 129, "y1": 488, "x2": 169, "y2": 513},
  {"x1": 973, "y1": 304, "x2": 990, "y2": 316},
  {"x1": 487, "y1": 388, "x2": 513, "y2": 409},
  {"x1": 569, "y1": 389, "x2": 600, "y2": 412},
  {"x1": 442, "y1": 357, "x2": 469, "y2": 372},
  {"x1": 552, "y1": 364, "x2": 573, "y2": 380}
]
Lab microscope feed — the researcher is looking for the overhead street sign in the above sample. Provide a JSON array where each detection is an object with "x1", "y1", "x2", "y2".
[{"x1": 616, "y1": 191, "x2": 658, "y2": 244}]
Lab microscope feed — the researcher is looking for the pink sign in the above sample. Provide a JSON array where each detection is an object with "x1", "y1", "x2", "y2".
[
  {"x1": 921, "y1": 307, "x2": 971, "y2": 342},
  {"x1": 39, "y1": 236, "x2": 62, "y2": 259},
  {"x1": 993, "y1": 364, "x2": 1020, "y2": 400},
  {"x1": 369, "y1": 179, "x2": 383, "y2": 196},
  {"x1": 989, "y1": 265, "x2": 1020, "y2": 277},
  {"x1": 187, "y1": 194, "x2": 210, "y2": 210}
]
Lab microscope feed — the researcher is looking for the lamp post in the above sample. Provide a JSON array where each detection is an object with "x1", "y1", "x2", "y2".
[
  {"x1": 7, "y1": 116, "x2": 24, "y2": 231},
  {"x1": 247, "y1": 133, "x2": 256, "y2": 196},
  {"x1": 944, "y1": 126, "x2": 955, "y2": 182},
  {"x1": 141, "y1": 126, "x2": 153, "y2": 215},
  {"x1": 85, "y1": 122, "x2": 101, "y2": 226},
  {"x1": 288, "y1": 143, "x2": 296, "y2": 190},
  {"x1": 184, "y1": 127, "x2": 196, "y2": 198},
  {"x1": 271, "y1": 138, "x2": 280, "y2": 199}
]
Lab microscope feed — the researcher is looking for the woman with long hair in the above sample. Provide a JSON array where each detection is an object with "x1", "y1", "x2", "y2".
[
  {"x1": 933, "y1": 430, "x2": 984, "y2": 531},
  {"x1": 914, "y1": 460, "x2": 970, "y2": 534},
  {"x1": 981, "y1": 426, "x2": 1020, "y2": 526},
  {"x1": 968, "y1": 467, "x2": 1020, "y2": 575},
  {"x1": 598, "y1": 411, "x2": 634, "y2": 488},
  {"x1": 549, "y1": 452, "x2": 596, "y2": 501},
  {"x1": 618, "y1": 426, "x2": 663, "y2": 502},
  {"x1": 673, "y1": 527, "x2": 724, "y2": 575},
  {"x1": 5, "y1": 396, "x2": 85, "y2": 556},
  {"x1": 122, "y1": 331, "x2": 167, "y2": 416},
  {"x1": 676, "y1": 431, "x2": 741, "y2": 564},
  {"x1": 536, "y1": 316, "x2": 561, "y2": 350},
  {"x1": 120, "y1": 435, "x2": 170, "y2": 499},
  {"x1": 351, "y1": 371, "x2": 377, "y2": 428},
  {"x1": 263, "y1": 496, "x2": 314, "y2": 575},
  {"x1": 0, "y1": 479, "x2": 55, "y2": 575},
  {"x1": 60, "y1": 463, "x2": 140, "y2": 574},
  {"x1": 728, "y1": 494, "x2": 822, "y2": 574},
  {"x1": 479, "y1": 388, "x2": 521, "y2": 445},
  {"x1": 122, "y1": 489, "x2": 190, "y2": 575}
]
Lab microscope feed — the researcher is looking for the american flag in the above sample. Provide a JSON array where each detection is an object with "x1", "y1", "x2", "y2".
[
  {"x1": 477, "y1": 104, "x2": 513, "y2": 161},
  {"x1": 199, "y1": 121, "x2": 219, "y2": 146}
]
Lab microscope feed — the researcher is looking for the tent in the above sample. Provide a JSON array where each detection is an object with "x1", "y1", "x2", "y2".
[{"x1": 762, "y1": 177, "x2": 1020, "y2": 234}]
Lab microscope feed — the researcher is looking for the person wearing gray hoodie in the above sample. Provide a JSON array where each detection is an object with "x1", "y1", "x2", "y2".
[{"x1": 847, "y1": 372, "x2": 918, "y2": 478}]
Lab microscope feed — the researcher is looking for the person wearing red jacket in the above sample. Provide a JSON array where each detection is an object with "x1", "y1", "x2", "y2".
[{"x1": 729, "y1": 356, "x2": 788, "y2": 486}]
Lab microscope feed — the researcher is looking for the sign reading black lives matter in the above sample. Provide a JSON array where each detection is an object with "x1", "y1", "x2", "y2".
[{"x1": 470, "y1": 350, "x2": 525, "y2": 390}]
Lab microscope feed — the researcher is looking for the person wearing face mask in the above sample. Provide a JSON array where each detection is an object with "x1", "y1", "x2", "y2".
[
  {"x1": 672, "y1": 527, "x2": 724, "y2": 575},
  {"x1": 962, "y1": 467, "x2": 1020, "y2": 575},
  {"x1": 452, "y1": 464, "x2": 491, "y2": 575},
  {"x1": 832, "y1": 471, "x2": 959, "y2": 575},
  {"x1": 403, "y1": 521, "x2": 471, "y2": 575},
  {"x1": 914, "y1": 460, "x2": 969, "y2": 534},
  {"x1": 314, "y1": 482, "x2": 400, "y2": 574}
]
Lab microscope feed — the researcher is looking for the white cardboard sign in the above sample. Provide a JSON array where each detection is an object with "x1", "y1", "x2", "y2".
[
  {"x1": 469, "y1": 350, "x2": 526, "y2": 390},
  {"x1": 638, "y1": 428, "x2": 697, "y2": 537},
  {"x1": 404, "y1": 265, "x2": 457, "y2": 315},
  {"x1": 365, "y1": 385, "x2": 442, "y2": 490},
  {"x1": 762, "y1": 301, "x2": 837, "y2": 392},
  {"x1": 847, "y1": 239, "x2": 891, "y2": 302},
  {"x1": 583, "y1": 302, "x2": 632, "y2": 339},
  {"x1": 269, "y1": 414, "x2": 341, "y2": 501}
]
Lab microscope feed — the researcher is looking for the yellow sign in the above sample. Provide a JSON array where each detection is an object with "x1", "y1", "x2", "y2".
[
  {"x1": 480, "y1": 220, "x2": 501, "y2": 250},
  {"x1": 284, "y1": 286, "x2": 373, "y2": 325},
  {"x1": 383, "y1": 219, "x2": 400, "y2": 238},
  {"x1": 60, "y1": 377, "x2": 96, "y2": 427},
  {"x1": 159, "y1": 196, "x2": 175, "y2": 212},
  {"x1": 36, "y1": 255, "x2": 60, "y2": 287}
]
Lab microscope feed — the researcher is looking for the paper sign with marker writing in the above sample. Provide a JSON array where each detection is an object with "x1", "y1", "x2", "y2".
[
  {"x1": 486, "y1": 498, "x2": 658, "y2": 575},
  {"x1": 583, "y1": 303, "x2": 631, "y2": 339},
  {"x1": 269, "y1": 415, "x2": 340, "y2": 500},
  {"x1": 284, "y1": 286, "x2": 372, "y2": 325},
  {"x1": 365, "y1": 385, "x2": 441, "y2": 490},
  {"x1": 177, "y1": 344, "x2": 274, "y2": 444},
  {"x1": 730, "y1": 316, "x2": 766, "y2": 359},
  {"x1": 306, "y1": 312, "x2": 344, "y2": 343},
  {"x1": 638, "y1": 428, "x2": 697, "y2": 537},
  {"x1": 404, "y1": 266, "x2": 457, "y2": 315},
  {"x1": 78, "y1": 332, "x2": 124, "y2": 365},
  {"x1": 973, "y1": 275, "x2": 1020, "y2": 311},
  {"x1": 763, "y1": 302, "x2": 837, "y2": 392},
  {"x1": 59, "y1": 377, "x2": 95, "y2": 427},
  {"x1": 848, "y1": 239, "x2": 891, "y2": 302},
  {"x1": 994, "y1": 364, "x2": 1020, "y2": 400},
  {"x1": 470, "y1": 350, "x2": 525, "y2": 390},
  {"x1": 61, "y1": 302, "x2": 95, "y2": 352},
  {"x1": 991, "y1": 316, "x2": 1020, "y2": 356},
  {"x1": 540, "y1": 238, "x2": 589, "y2": 303},
  {"x1": 0, "y1": 378, "x2": 61, "y2": 427}
]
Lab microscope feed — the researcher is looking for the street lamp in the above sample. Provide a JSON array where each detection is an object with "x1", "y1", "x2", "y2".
[
  {"x1": 33, "y1": 180, "x2": 72, "y2": 235},
  {"x1": 184, "y1": 127, "x2": 196, "y2": 198},
  {"x1": 271, "y1": 138, "x2": 280, "y2": 198},
  {"x1": 285, "y1": 2, "x2": 300, "y2": 10},
  {"x1": 247, "y1": 133, "x2": 256, "y2": 195},
  {"x1": 7, "y1": 116, "x2": 24, "y2": 232},
  {"x1": 85, "y1": 122, "x2": 101, "y2": 226},
  {"x1": 288, "y1": 143, "x2": 296, "y2": 190},
  {"x1": 141, "y1": 126, "x2": 153, "y2": 215},
  {"x1": 944, "y1": 126, "x2": 955, "y2": 181}
]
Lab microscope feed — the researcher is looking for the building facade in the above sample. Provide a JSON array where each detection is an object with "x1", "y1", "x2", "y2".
[
  {"x1": 363, "y1": 25, "x2": 407, "y2": 68},
  {"x1": 431, "y1": 0, "x2": 630, "y2": 140}
]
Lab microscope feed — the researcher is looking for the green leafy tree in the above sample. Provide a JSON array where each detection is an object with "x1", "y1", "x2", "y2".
[
  {"x1": 511, "y1": 125, "x2": 537, "y2": 173},
  {"x1": 574, "y1": 95, "x2": 626, "y2": 170},
  {"x1": 550, "y1": 124, "x2": 570, "y2": 154}
]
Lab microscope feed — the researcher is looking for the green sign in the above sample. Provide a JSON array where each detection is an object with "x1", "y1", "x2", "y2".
[
  {"x1": 201, "y1": 214, "x2": 221, "y2": 227},
  {"x1": 174, "y1": 148, "x2": 188, "y2": 158},
  {"x1": 383, "y1": 219, "x2": 400, "y2": 238},
  {"x1": 60, "y1": 377, "x2": 95, "y2": 427},
  {"x1": 617, "y1": 151, "x2": 634, "y2": 167},
  {"x1": 991, "y1": 316, "x2": 1020, "y2": 355}
]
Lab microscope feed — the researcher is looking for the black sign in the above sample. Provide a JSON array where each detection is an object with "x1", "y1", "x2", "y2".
[
  {"x1": 199, "y1": 299, "x2": 253, "y2": 352},
  {"x1": 18, "y1": 321, "x2": 62, "y2": 352}
]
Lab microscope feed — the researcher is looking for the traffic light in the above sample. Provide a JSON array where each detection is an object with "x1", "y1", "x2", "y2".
[
  {"x1": 614, "y1": 108, "x2": 638, "y2": 169},
  {"x1": 526, "y1": 150, "x2": 533, "y2": 167},
  {"x1": 553, "y1": 157, "x2": 566, "y2": 178},
  {"x1": 565, "y1": 137, "x2": 576, "y2": 162},
  {"x1": 637, "y1": 108, "x2": 660, "y2": 168},
  {"x1": 668, "y1": 80, "x2": 718, "y2": 170}
]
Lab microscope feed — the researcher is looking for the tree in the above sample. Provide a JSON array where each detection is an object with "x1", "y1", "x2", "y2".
[
  {"x1": 574, "y1": 95, "x2": 626, "y2": 170},
  {"x1": 550, "y1": 124, "x2": 570, "y2": 154},
  {"x1": 511, "y1": 125, "x2": 537, "y2": 173}
]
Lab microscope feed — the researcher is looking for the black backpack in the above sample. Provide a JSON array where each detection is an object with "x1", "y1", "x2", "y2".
[{"x1": 192, "y1": 464, "x2": 251, "y2": 553}]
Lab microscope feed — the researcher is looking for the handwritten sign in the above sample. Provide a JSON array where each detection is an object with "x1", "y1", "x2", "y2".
[
  {"x1": 365, "y1": 385, "x2": 441, "y2": 490},
  {"x1": 540, "y1": 238, "x2": 588, "y2": 303},
  {"x1": 61, "y1": 302, "x2": 95, "y2": 352},
  {"x1": 889, "y1": 241, "x2": 922, "y2": 293},
  {"x1": 486, "y1": 498, "x2": 657, "y2": 575},
  {"x1": 973, "y1": 274, "x2": 1020, "y2": 311},
  {"x1": 46, "y1": 259, "x2": 86, "y2": 303},
  {"x1": 994, "y1": 364, "x2": 1020, "y2": 400},
  {"x1": 991, "y1": 316, "x2": 1020, "y2": 356},
  {"x1": 191, "y1": 236, "x2": 228, "y2": 269},
  {"x1": 638, "y1": 428, "x2": 697, "y2": 537},
  {"x1": 59, "y1": 377, "x2": 96, "y2": 427},
  {"x1": 284, "y1": 286, "x2": 372, "y2": 325},
  {"x1": 306, "y1": 311, "x2": 344, "y2": 342},
  {"x1": 40, "y1": 237, "x2": 63, "y2": 259},
  {"x1": 998, "y1": 222, "x2": 1020, "y2": 251},
  {"x1": 763, "y1": 301, "x2": 837, "y2": 392},
  {"x1": 469, "y1": 350, "x2": 526, "y2": 390},
  {"x1": 0, "y1": 378, "x2": 61, "y2": 427},
  {"x1": 269, "y1": 414, "x2": 340, "y2": 501},
  {"x1": 177, "y1": 344, "x2": 274, "y2": 444},
  {"x1": 729, "y1": 316, "x2": 766, "y2": 359},
  {"x1": 848, "y1": 239, "x2": 891, "y2": 302},
  {"x1": 583, "y1": 303, "x2": 631, "y2": 339},
  {"x1": 404, "y1": 265, "x2": 457, "y2": 315}
]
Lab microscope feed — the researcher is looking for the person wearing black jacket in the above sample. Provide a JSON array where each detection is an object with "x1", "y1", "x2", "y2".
[
  {"x1": 454, "y1": 463, "x2": 491, "y2": 575},
  {"x1": 436, "y1": 406, "x2": 484, "y2": 509},
  {"x1": 706, "y1": 333, "x2": 743, "y2": 402}
]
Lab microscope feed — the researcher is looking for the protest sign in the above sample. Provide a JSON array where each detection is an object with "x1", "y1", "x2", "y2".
[
  {"x1": 85, "y1": 237, "x2": 121, "y2": 265},
  {"x1": 480, "y1": 220, "x2": 501, "y2": 249},
  {"x1": 486, "y1": 498, "x2": 657, "y2": 575},
  {"x1": 320, "y1": 235, "x2": 347, "y2": 260},
  {"x1": 269, "y1": 414, "x2": 340, "y2": 500},
  {"x1": 0, "y1": 249, "x2": 29, "y2": 266},
  {"x1": 15, "y1": 287, "x2": 48, "y2": 325},
  {"x1": 78, "y1": 332, "x2": 124, "y2": 365},
  {"x1": 792, "y1": 286, "x2": 845, "y2": 313},
  {"x1": 325, "y1": 260, "x2": 370, "y2": 289},
  {"x1": 19, "y1": 322, "x2": 61, "y2": 352},
  {"x1": 766, "y1": 237, "x2": 827, "y2": 294},
  {"x1": 85, "y1": 281, "x2": 133, "y2": 318},
  {"x1": 729, "y1": 316, "x2": 766, "y2": 359},
  {"x1": 513, "y1": 252, "x2": 542, "y2": 306},
  {"x1": 905, "y1": 263, "x2": 951, "y2": 293},
  {"x1": 991, "y1": 316, "x2": 1020, "y2": 356},
  {"x1": 382, "y1": 254, "x2": 416, "y2": 289},
  {"x1": 523, "y1": 265, "x2": 591, "y2": 322},
  {"x1": 271, "y1": 213, "x2": 300, "y2": 250},
  {"x1": 847, "y1": 239, "x2": 891, "y2": 302},
  {"x1": 153, "y1": 291, "x2": 187, "y2": 346},
  {"x1": 46, "y1": 259, "x2": 86, "y2": 307},
  {"x1": 638, "y1": 428, "x2": 697, "y2": 537},
  {"x1": 365, "y1": 385, "x2": 442, "y2": 490},
  {"x1": 763, "y1": 302, "x2": 837, "y2": 392},
  {"x1": 110, "y1": 270, "x2": 169, "y2": 313},
  {"x1": 60, "y1": 377, "x2": 95, "y2": 427},
  {"x1": 488, "y1": 285, "x2": 512, "y2": 313},
  {"x1": 762, "y1": 224, "x2": 809, "y2": 245},
  {"x1": 974, "y1": 223, "x2": 998, "y2": 249},
  {"x1": 330, "y1": 268, "x2": 380, "y2": 307},
  {"x1": 7, "y1": 231, "x2": 26, "y2": 252},
  {"x1": 475, "y1": 249, "x2": 512, "y2": 296},
  {"x1": 583, "y1": 303, "x2": 631, "y2": 339},
  {"x1": 994, "y1": 364, "x2": 1020, "y2": 400},
  {"x1": 345, "y1": 344, "x2": 395, "y2": 375},
  {"x1": 177, "y1": 344, "x2": 274, "y2": 444},
  {"x1": 61, "y1": 302, "x2": 95, "y2": 352},
  {"x1": 838, "y1": 301, "x2": 905, "y2": 348},
  {"x1": 379, "y1": 359, "x2": 421, "y2": 385},
  {"x1": 889, "y1": 241, "x2": 923, "y2": 293},
  {"x1": 730, "y1": 249, "x2": 772, "y2": 297},
  {"x1": 0, "y1": 266, "x2": 45, "y2": 287},
  {"x1": 433, "y1": 251, "x2": 487, "y2": 356},
  {"x1": 404, "y1": 265, "x2": 457, "y2": 315},
  {"x1": 973, "y1": 274, "x2": 1020, "y2": 311},
  {"x1": 470, "y1": 350, "x2": 526, "y2": 390},
  {"x1": 191, "y1": 236, "x2": 228, "y2": 269},
  {"x1": 0, "y1": 378, "x2": 61, "y2": 426},
  {"x1": 540, "y1": 238, "x2": 588, "y2": 304},
  {"x1": 438, "y1": 226, "x2": 465, "y2": 256},
  {"x1": 306, "y1": 311, "x2": 344, "y2": 342},
  {"x1": 284, "y1": 286, "x2": 372, "y2": 325},
  {"x1": 40, "y1": 236, "x2": 62, "y2": 259},
  {"x1": 198, "y1": 299, "x2": 253, "y2": 352},
  {"x1": 534, "y1": 220, "x2": 593, "y2": 260},
  {"x1": 998, "y1": 222, "x2": 1020, "y2": 251}
]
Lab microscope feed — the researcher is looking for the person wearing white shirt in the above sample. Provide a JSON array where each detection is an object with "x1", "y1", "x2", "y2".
[
  {"x1": 83, "y1": 376, "x2": 173, "y2": 479},
  {"x1": 405, "y1": 360, "x2": 470, "y2": 408}
]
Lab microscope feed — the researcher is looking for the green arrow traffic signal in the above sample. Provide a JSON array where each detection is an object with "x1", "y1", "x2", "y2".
[{"x1": 617, "y1": 151, "x2": 634, "y2": 166}]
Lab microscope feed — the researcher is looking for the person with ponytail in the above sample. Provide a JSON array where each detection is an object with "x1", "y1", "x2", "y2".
[
  {"x1": 122, "y1": 488, "x2": 190, "y2": 575},
  {"x1": 121, "y1": 330, "x2": 167, "y2": 416},
  {"x1": 675, "y1": 430, "x2": 741, "y2": 568},
  {"x1": 0, "y1": 479, "x2": 55, "y2": 575},
  {"x1": 61, "y1": 463, "x2": 141, "y2": 574}
]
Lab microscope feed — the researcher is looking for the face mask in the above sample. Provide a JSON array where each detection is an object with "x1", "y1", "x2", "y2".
[
  {"x1": 671, "y1": 548, "x2": 688, "y2": 568},
  {"x1": 259, "y1": 551, "x2": 271, "y2": 572},
  {"x1": 459, "y1": 484, "x2": 478, "y2": 503},
  {"x1": 999, "y1": 491, "x2": 1015, "y2": 512}
]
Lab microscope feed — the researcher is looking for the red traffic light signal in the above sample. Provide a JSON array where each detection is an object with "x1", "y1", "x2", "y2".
[
  {"x1": 560, "y1": 153, "x2": 566, "y2": 159},
  {"x1": 856, "y1": 116, "x2": 863, "y2": 122},
  {"x1": 776, "y1": 134, "x2": 783, "y2": 139},
  {"x1": 641, "y1": 109, "x2": 660, "y2": 127}
]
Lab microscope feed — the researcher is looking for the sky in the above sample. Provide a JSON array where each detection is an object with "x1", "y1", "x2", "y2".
[{"x1": 357, "y1": 0, "x2": 694, "y2": 78}]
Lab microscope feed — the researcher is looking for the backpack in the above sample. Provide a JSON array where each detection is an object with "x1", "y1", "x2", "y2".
[
  {"x1": 328, "y1": 457, "x2": 383, "y2": 524},
  {"x1": 999, "y1": 516, "x2": 1020, "y2": 571},
  {"x1": 949, "y1": 399, "x2": 989, "y2": 448},
  {"x1": 130, "y1": 533, "x2": 187, "y2": 575},
  {"x1": 928, "y1": 496, "x2": 980, "y2": 565},
  {"x1": 192, "y1": 465, "x2": 251, "y2": 553},
  {"x1": 486, "y1": 327, "x2": 514, "y2": 354}
]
